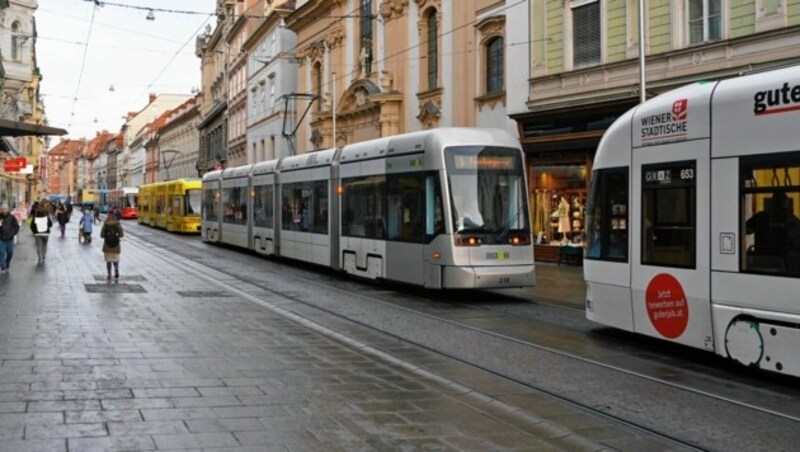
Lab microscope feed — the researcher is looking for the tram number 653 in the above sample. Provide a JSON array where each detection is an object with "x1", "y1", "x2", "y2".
[{"x1": 680, "y1": 168, "x2": 694, "y2": 180}]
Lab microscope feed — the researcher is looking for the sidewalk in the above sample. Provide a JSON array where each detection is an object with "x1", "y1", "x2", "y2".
[{"x1": 0, "y1": 223, "x2": 651, "y2": 451}]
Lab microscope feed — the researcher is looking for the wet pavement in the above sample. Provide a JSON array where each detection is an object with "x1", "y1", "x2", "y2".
[{"x1": 0, "y1": 223, "x2": 667, "y2": 451}]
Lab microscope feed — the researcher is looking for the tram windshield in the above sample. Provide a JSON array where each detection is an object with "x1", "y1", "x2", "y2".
[
  {"x1": 123, "y1": 194, "x2": 137, "y2": 208},
  {"x1": 186, "y1": 189, "x2": 202, "y2": 216},
  {"x1": 445, "y1": 146, "x2": 528, "y2": 240}
]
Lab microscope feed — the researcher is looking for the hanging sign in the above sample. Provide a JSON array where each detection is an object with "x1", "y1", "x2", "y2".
[{"x1": 3, "y1": 157, "x2": 27, "y2": 172}]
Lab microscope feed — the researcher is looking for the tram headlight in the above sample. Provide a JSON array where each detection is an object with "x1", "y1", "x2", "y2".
[
  {"x1": 508, "y1": 235, "x2": 530, "y2": 246},
  {"x1": 455, "y1": 235, "x2": 483, "y2": 246}
]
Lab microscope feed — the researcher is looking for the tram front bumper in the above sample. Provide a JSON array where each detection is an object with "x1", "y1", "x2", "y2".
[{"x1": 443, "y1": 265, "x2": 535, "y2": 289}]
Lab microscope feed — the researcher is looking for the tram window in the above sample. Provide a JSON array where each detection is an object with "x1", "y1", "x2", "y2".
[
  {"x1": 641, "y1": 161, "x2": 696, "y2": 268},
  {"x1": 281, "y1": 181, "x2": 328, "y2": 234},
  {"x1": 387, "y1": 173, "x2": 425, "y2": 243},
  {"x1": 156, "y1": 195, "x2": 165, "y2": 214},
  {"x1": 253, "y1": 185, "x2": 274, "y2": 228},
  {"x1": 741, "y1": 153, "x2": 800, "y2": 277},
  {"x1": 203, "y1": 189, "x2": 218, "y2": 221},
  {"x1": 186, "y1": 190, "x2": 201, "y2": 216},
  {"x1": 223, "y1": 186, "x2": 247, "y2": 225},
  {"x1": 586, "y1": 167, "x2": 628, "y2": 262},
  {"x1": 342, "y1": 175, "x2": 387, "y2": 239}
]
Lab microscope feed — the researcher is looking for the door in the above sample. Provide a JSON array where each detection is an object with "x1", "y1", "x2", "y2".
[{"x1": 631, "y1": 140, "x2": 713, "y2": 351}]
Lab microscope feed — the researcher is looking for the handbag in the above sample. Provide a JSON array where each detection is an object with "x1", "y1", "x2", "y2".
[{"x1": 34, "y1": 216, "x2": 48, "y2": 232}]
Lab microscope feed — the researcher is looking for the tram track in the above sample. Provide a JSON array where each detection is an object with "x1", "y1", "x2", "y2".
[{"x1": 128, "y1": 224, "x2": 800, "y2": 449}]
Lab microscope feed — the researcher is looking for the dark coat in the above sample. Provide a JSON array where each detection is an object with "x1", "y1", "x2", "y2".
[
  {"x1": 0, "y1": 212, "x2": 20, "y2": 241},
  {"x1": 100, "y1": 219, "x2": 124, "y2": 253}
]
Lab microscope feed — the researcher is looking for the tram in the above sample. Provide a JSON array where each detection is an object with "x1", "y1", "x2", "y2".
[
  {"x1": 585, "y1": 65, "x2": 800, "y2": 377},
  {"x1": 202, "y1": 128, "x2": 534, "y2": 289},
  {"x1": 108, "y1": 187, "x2": 139, "y2": 219},
  {"x1": 138, "y1": 179, "x2": 202, "y2": 233}
]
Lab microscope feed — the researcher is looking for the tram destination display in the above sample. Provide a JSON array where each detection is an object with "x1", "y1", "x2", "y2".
[{"x1": 643, "y1": 162, "x2": 695, "y2": 187}]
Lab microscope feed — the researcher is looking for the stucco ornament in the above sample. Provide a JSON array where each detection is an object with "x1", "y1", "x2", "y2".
[
  {"x1": 417, "y1": 99, "x2": 441, "y2": 129},
  {"x1": 379, "y1": 0, "x2": 409, "y2": 22}
]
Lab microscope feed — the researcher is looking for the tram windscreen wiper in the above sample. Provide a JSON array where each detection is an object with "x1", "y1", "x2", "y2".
[{"x1": 497, "y1": 206, "x2": 524, "y2": 244}]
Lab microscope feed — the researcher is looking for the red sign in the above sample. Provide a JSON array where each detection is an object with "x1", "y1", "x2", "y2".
[
  {"x1": 3, "y1": 157, "x2": 26, "y2": 172},
  {"x1": 645, "y1": 273, "x2": 689, "y2": 339}
]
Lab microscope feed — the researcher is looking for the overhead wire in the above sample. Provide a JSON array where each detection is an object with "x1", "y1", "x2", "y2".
[{"x1": 66, "y1": 1, "x2": 99, "y2": 129}]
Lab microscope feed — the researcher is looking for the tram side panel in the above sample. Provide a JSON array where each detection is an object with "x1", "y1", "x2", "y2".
[
  {"x1": 278, "y1": 166, "x2": 332, "y2": 268},
  {"x1": 220, "y1": 176, "x2": 251, "y2": 249},
  {"x1": 201, "y1": 173, "x2": 222, "y2": 242},
  {"x1": 251, "y1": 173, "x2": 276, "y2": 256},
  {"x1": 339, "y1": 158, "x2": 388, "y2": 281}
]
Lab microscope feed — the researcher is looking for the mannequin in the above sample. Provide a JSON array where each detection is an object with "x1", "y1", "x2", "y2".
[{"x1": 557, "y1": 196, "x2": 570, "y2": 234}]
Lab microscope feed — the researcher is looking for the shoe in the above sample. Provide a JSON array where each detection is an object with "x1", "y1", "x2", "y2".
[
  {"x1": 107, "y1": 273, "x2": 112, "y2": 280},
  {"x1": 114, "y1": 272, "x2": 119, "y2": 279},
  {"x1": 0, "y1": 269, "x2": 7, "y2": 274}
]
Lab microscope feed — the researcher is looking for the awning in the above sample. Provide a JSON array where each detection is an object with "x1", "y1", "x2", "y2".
[{"x1": 0, "y1": 119, "x2": 68, "y2": 137}]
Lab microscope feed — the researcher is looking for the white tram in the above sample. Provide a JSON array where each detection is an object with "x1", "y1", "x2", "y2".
[
  {"x1": 202, "y1": 128, "x2": 534, "y2": 289},
  {"x1": 585, "y1": 65, "x2": 800, "y2": 377}
]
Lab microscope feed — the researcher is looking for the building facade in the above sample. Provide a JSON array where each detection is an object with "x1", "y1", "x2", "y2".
[
  {"x1": 0, "y1": 0, "x2": 50, "y2": 205},
  {"x1": 511, "y1": 0, "x2": 800, "y2": 261},
  {"x1": 244, "y1": 1, "x2": 297, "y2": 162},
  {"x1": 286, "y1": 0, "x2": 516, "y2": 154},
  {"x1": 196, "y1": 3, "x2": 232, "y2": 175},
  {"x1": 121, "y1": 93, "x2": 191, "y2": 188},
  {"x1": 154, "y1": 96, "x2": 200, "y2": 181}
]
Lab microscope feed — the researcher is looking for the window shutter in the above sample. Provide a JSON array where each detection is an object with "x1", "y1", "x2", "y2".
[{"x1": 573, "y1": 2, "x2": 601, "y2": 68}]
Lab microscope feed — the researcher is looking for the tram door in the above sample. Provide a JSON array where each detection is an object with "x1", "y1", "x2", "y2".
[{"x1": 631, "y1": 140, "x2": 714, "y2": 350}]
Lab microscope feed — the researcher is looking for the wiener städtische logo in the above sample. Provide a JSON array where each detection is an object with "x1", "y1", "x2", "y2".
[{"x1": 640, "y1": 98, "x2": 689, "y2": 143}]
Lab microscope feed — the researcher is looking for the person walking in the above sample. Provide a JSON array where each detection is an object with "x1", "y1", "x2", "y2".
[
  {"x1": 100, "y1": 214, "x2": 124, "y2": 279},
  {"x1": 30, "y1": 201, "x2": 52, "y2": 264},
  {"x1": 78, "y1": 208, "x2": 94, "y2": 243},
  {"x1": 55, "y1": 203, "x2": 69, "y2": 238},
  {"x1": 93, "y1": 204, "x2": 101, "y2": 224},
  {"x1": 0, "y1": 203, "x2": 20, "y2": 274}
]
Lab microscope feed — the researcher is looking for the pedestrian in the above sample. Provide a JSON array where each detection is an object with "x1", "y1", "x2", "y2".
[
  {"x1": 78, "y1": 208, "x2": 93, "y2": 243},
  {"x1": 55, "y1": 203, "x2": 69, "y2": 238},
  {"x1": 30, "y1": 200, "x2": 52, "y2": 264},
  {"x1": 93, "y1": 204, "x2": 101, "y2": 224},
  {"x1": 100, "y1": 213, "x2": 124, "y2": 279},
  {"x1": 0, "y1": 203, "x2": 21, "y2": 274}
]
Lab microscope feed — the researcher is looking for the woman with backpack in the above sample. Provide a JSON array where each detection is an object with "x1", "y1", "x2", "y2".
[
  {"x1": 100, "y1": 213, "x2": 124, "y2": 279},
  {"x1": 30, "y1": 199, "x2": 53, "y2": 264}
]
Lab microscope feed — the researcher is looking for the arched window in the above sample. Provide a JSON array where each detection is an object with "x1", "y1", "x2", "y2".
[
  {"x1": 11, "y1": 22, "x2": 22, "y2": 61},
  {"x1": 486, "y1": 37, "x2": 504, "y2": 93},
  {"x1": 426, "y1": 11, "x2": 438, "y2": 90},
  {"x1": 313, "y1": 62, "x2": 323, "y2": 112}
]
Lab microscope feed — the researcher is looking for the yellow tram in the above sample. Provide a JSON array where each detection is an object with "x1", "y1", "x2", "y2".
[{"x1": 138, "y1": 179, "x2": 202, "y2": 233}]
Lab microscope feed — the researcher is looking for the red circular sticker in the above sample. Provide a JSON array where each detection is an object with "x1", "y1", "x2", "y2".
[{"x1": 645, "y1": 274, "x2": 689, "y2": 339}]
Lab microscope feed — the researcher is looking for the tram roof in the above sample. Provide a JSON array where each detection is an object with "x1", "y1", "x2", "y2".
[
  {"x1": 252, "y1": 160, "x2": 278, "y2": 175},
  {"x1": 222, "y1": 165, "x2": 253, "y2": 179},
  {"x1": 202, "y1": 169, "x2": 223, "y2": 181},
  {"x1": 278, "y1": 148, "x2": 336, "y2": 171}
]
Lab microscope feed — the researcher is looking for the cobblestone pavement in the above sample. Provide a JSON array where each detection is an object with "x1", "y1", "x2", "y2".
[{"x1": 0, "y1": 223, "x2": 669, "y2": 451}]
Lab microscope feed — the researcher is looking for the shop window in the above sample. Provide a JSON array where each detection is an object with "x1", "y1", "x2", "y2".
[
  {"x1": 586, "y1": 167, "x2": 628, "y2": 261},
  {"x1": 531, "y1": 164, "x2": 588, "y2": 246},
  {"x1": 741, "y1": 152, "x2": 800, "y2": 277},
  {"x1": 641, "y1": 161, "x2": 696, "y2": 268}
]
